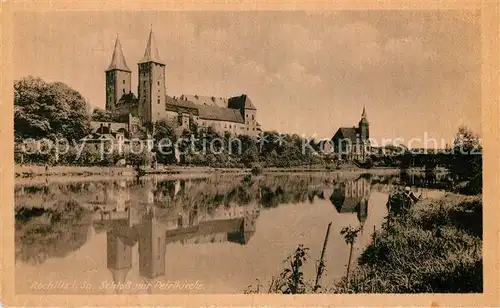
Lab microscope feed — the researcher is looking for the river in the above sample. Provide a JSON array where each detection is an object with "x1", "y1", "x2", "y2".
[{"x1": 14, "y1": 172, "x2": 445, "y2": 294}]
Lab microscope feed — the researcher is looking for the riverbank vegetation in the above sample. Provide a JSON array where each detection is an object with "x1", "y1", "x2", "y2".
[
  {"x1": 245, "y1": 193, "x2": 482, "y2": 294},
  {"x1": 331, "y1": 193, "x2": 482, "y2": 293}
]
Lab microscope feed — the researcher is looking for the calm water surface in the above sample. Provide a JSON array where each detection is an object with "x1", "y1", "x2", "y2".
[{"x1": 15, "y1": 172, "x2": 444, "y2": 294}]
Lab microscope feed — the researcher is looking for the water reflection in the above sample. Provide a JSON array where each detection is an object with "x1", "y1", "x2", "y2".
[
  {"x1": 101, "y1": 199, "x2": 260, "y2": 292},
  {"x1": 329, "y1": 176, "x2": 371, "y2": 225},
  {"x1": 15, "y1": 174, "x2": 385, "y2": 293}
]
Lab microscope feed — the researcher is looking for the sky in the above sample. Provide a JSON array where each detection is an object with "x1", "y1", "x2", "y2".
[{"x1": 13, "y1": 10, "x2": 481, "y2": 147}]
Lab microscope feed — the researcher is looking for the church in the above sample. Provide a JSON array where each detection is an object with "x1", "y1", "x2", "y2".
[
  {"x1": 98, "y1": 28, "x2": 261, "y2": 139},
  {"x1": 331, "y1": 107, "x2": 371, "y2": 162}
]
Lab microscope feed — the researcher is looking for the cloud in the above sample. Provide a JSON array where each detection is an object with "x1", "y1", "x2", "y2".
[
  {"x1": 324, "y1": 22, "x2": 383, "y2": 69},
  {"x1": 384, "y1": 37, "x2": 435, "y2": 63}
]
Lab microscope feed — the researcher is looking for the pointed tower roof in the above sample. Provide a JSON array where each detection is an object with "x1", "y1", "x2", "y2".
[
  {"x1": 106, "y1": 35, "x2": 131, "y2": 72},
  {"x1": 359, "y1": 106, "x2": 369, "y2": 125},
  {"x1": 139, "y1": 27, "x2": 164, "y2": 65}
]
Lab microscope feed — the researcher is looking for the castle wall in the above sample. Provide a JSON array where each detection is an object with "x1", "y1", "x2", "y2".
[{"x1": 196, "y1": 118, "x2": 245, "y2": 136}]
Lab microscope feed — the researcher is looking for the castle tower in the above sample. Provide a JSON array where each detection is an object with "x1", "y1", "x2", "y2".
[
  {"x1": 105, "y1": 34, "x2": 132, "y2": 111},
  {"x1": 138, "y1": 27, "x2": 166, "y2": 127},
  {"x1": 359, "y1": 106, "x2": 369, "y2": 140}
]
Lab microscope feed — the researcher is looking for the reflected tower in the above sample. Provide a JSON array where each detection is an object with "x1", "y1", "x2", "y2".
[
  {"x1": 106, "y1": 226, "x2": 133, "y2": 294},
  {"x1": 138, "y1": 208, "x2": 167, "y2": 279},
  {"x1": 227, "y1": 203, "x2": 260, "y2": 245},
  {"x1": 330, "y1": 177, "x2": 371, "y2": 224}
]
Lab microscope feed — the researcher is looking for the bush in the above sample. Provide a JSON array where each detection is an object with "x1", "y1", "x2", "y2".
[{"x1": 250, "y1": 163, "x2": 263, "y2": 175}]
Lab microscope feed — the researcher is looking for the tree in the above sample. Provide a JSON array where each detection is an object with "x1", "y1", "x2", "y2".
[
  {"x1": 453, "y1": 125, "x2": 482, "y2": 153},
  {"x1": 241, "y1": 143, "x2": 259, "y2": 167},
  {"x1": 449, "y1": 125, "x2": 482, "y2": 194},
  {"x1": 126, "y1": 150, "x2": 152, "y2": 168},
  {"x1": 91, "y1": 108, "x2": 114, "y2": 122},
  {"x1": 14, "y1": 76, "x2": 91, "y2": 141},
  {"x1": 153, "y1": 120, "x2": 177, "y2": 164}
]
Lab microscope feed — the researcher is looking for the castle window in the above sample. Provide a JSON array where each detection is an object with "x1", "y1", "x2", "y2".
[
  {"x1": 123, "y1": 80, "x2": 125, "y2": 85},
  {"x1": 122, "y1": 89, "x2": 125, "y2": 94},
  {"x1": 252, "y1": 115, "x2": 254, "y2": 120},
  {"x1": 158, "y1": 81, "x2": 160, "y2": 86}
]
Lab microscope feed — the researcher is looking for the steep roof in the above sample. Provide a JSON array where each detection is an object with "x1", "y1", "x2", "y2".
[
  {"x1": 361, "y1": 106, "x2": 367, "y2": 119},
  {"x1": 165, "y1": 96, "x2": 199, "y2": 113},
  {"x1": 228, "y1": 94, "x2": 256, "y2": 110},
  {"x1": 106, "y1": 35, "x2": 131, "y2": 72},
  {"x1": 333, "y1": 127, "x2": 359, "y2": 142},
  {"x1": 139, "y1": 28, "x2": 163, "y2": 65},
  {"x1": 197, "y1": 105, "x2": 244, "y2": 123},
  {"x1": 181, "y1": 94, "x2": 228, "y2": 108},
  {"x1": 118, "y1": 92, "x2": 138, "y2": 105}
]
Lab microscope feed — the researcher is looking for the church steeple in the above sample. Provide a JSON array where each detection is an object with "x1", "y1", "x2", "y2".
[
  {"x1": 361, "y1": 105, "x2": 367, "y2": 119},
  {"x1": 106, "y1": 34, "x2": 131, "y2": 72},
  {"x1": 359, "y1": 106, "x2": 369, "y2": 140},
  {"x1": 139, "y1": 27, "x2": 163, "y2": 65}
]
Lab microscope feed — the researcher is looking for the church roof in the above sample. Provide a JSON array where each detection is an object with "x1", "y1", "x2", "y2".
[
  {"x1": 330, "y1": 191, "x2": 362, "y2": 213},
  {"x1": 139, "y1": 28, "x2": 163, "y2": 65},
  {"x1": 333, "y1": 127, "x2": 359, "y2": 142},
  {"x1": 106, "y1": 35, "x2": 131, "y2": 72}
]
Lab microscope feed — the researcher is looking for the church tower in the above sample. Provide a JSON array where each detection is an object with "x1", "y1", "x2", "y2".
[
  {"x1": 105, "y1": 35, "x2": 132, "y2": 111},
  {"x1": 359, "y1": 106, "x2": 369, "y2": 140},
  {"x1": 138, "y1": 28, "x2": 166, "y2": 127}
]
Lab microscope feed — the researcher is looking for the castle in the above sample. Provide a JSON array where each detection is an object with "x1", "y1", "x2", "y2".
[{"x1": 99, "y1": 28, "x2": 261, "y2": 138}]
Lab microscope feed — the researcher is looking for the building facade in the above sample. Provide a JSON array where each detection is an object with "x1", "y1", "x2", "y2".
[{"x1": 101, "y1": 29, "x2": 261, "y2": 137}]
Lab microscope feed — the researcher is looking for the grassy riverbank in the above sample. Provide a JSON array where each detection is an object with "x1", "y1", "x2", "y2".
[{"x1": 331, "y1": 193, "x2": 482, "y2": 293}]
